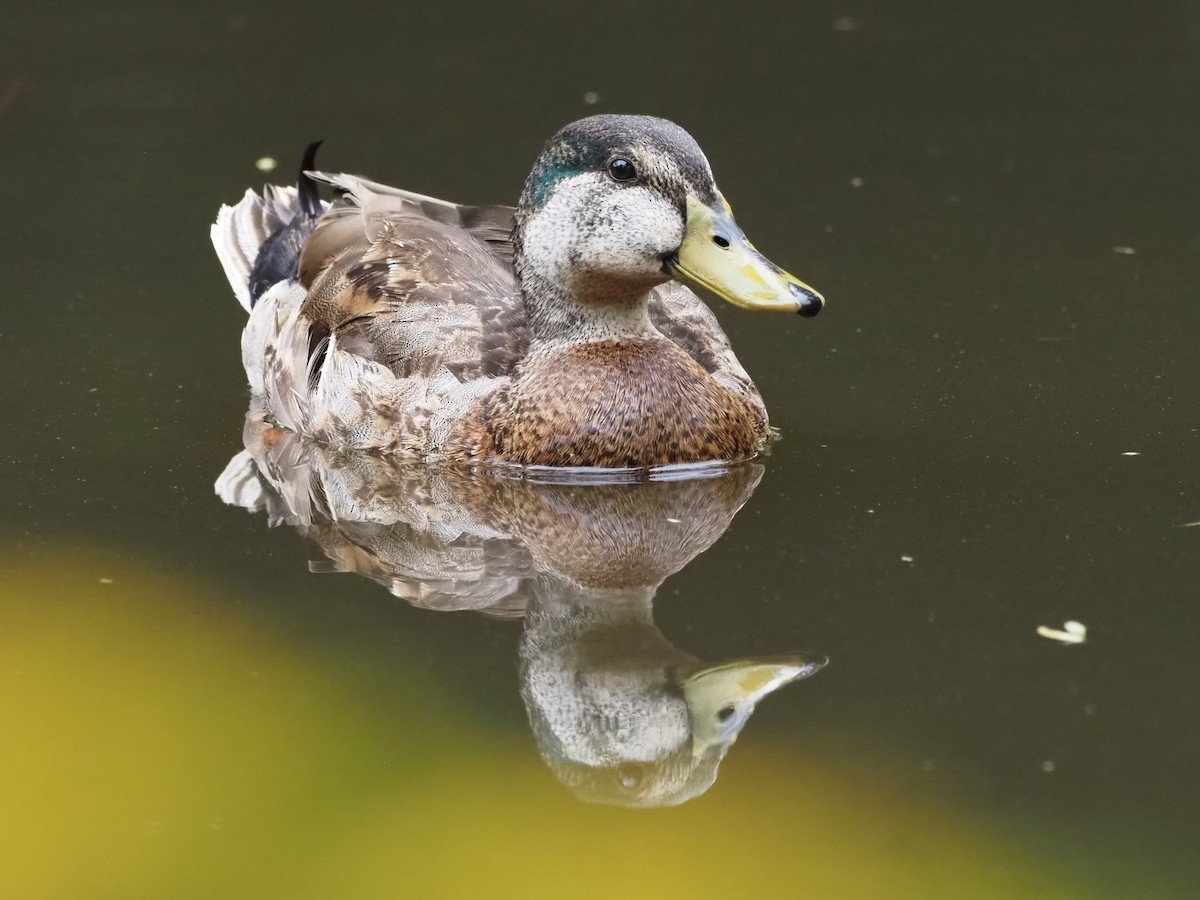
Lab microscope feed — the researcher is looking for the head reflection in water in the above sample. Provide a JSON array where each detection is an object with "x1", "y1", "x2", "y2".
[
  {"x1": 523, "y1": 599, "x2": 825, "y2": 806},
  {"x1": 217, "y1": 412, "x2": 827, "y2": 807}
]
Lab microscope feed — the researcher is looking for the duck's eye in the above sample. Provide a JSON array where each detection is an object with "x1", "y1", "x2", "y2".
[{"x1": 607, "y1": 158, "x2": 637, "y2": 182}]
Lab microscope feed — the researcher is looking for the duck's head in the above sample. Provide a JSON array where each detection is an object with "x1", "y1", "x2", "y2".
[{"x1": 514, "y1": 114, "x2": 824, "y2": 334}]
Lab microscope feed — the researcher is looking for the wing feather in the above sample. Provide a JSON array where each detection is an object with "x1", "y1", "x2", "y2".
[{"x1": 296, "y1": 174, "x2": 529, "y2": 385}]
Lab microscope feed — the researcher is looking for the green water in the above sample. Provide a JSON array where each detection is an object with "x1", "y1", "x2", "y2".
[{"x1": 3, "y1": 1, "x2": 1199, "y2": 897}]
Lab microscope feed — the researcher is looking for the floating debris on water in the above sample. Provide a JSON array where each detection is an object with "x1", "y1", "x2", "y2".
[
  {"x1": 583, "y1": 91, "x2": 599, "y2": 105},
  {"x1": 850, "y1": 176, "x2": 865, "y2": 188},
  {"x1": 900, "y1": 554, "x2": 914, "y2": 563},
  {"x1": 1041, "y1": 759, "x2": 1057, "y2": 773},
  {"x1": 1112, "y1": 246, "x2": 1136, "y2": 255},
  {"x1": 1120, "y1": 451, "x2": 1141, "y2": 457},
  {"x1": 255, "y1": 156, "x2": 277, "y2": 172},
  {"x1": 1037, "y1": 620, "x2": 1086, "y2": 645}
]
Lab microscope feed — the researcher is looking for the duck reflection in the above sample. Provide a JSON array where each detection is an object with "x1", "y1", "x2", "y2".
[{"x1": 217, "y1": 414, "x2": 826, "y2": 806}]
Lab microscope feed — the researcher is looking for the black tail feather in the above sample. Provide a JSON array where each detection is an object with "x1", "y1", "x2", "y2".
[
  {"x1": 298, "y1": 140, "x2": 323, "y2": 218},
  {"x1": 248, "y1": 141, "x2": 325, "y2": 307}
]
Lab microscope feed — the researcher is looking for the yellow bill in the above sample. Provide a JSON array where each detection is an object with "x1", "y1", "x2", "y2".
[
  {"x1": 682, "y1": 654, "x2": 828, "y2": 756},
  {"x1": 668, "y1": 195, "x2": 825, "y2": 316}
]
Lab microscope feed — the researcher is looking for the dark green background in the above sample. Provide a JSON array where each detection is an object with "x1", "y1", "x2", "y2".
[{"x1": 3, "y1": 0, "x2": 1198, "y2": 894}]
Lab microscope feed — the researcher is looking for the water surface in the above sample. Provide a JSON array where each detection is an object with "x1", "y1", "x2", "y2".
[{"x1": 3, "y1": 1, "x2": 1199, "y2": 896}]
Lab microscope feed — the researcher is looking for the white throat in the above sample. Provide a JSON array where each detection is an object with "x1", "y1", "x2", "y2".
[{"x1": 516, "y1": 175, "x2": 681, "y2": 344}]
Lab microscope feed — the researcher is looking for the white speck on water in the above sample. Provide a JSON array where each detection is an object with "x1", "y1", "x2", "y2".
[
  {"x1": 1041, "y1": 759, "x2": 1056, "y2": 773},
  {"x1": 900, "y1": 554, "x2": 914, "y2": 563},
  {"x1": 255, "y1": 156, "x2": 277, "y2": 172},
  {"x1": 850, "y1": 176, "x2": 865, "y2": 188},
  {"x1": 1037, "y1": 620, "x2": 1086, "y2": 644},
  {"x1": 1120, "y1": 451, "x2": 1140, "y2": 457},
  {"x1": 866, "y1": 508, "x2": 875, "y2": 514},
  {"x1": 1112, "y1": 245, "x2": 1136, "y2": 255},
  {"x1": 99, "y1": 577, "x2": 113, "y2": 584},
  {"x1": 583, "y1": 91, "x2": 599, "y2": 105}
]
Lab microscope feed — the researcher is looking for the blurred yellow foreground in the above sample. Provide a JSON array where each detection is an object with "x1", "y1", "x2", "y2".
[{"x1": 1, "y1": 547, "x2": 1097, "y2": 899}]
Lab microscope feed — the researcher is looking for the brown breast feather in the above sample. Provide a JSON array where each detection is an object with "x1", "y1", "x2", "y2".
[{"x1": 448, "y1": 339, "x2": 766, "y2": 468}]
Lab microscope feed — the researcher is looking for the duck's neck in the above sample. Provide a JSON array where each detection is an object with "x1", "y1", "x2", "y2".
[
  {"x1": 528, "y1": 579, "x2": 659, "y2": 625},
  {"x1": 519, "y1": 269, "x2": 658, "y2": 346},
  {"x1": 514, "y1": 204, "x2": 669, "y2": 344}
]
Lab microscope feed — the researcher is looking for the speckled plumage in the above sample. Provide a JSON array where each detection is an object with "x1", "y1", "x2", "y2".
[
  {"x1": 451, "y1": 338, "x2": 763, "y2": 467},
  {"x1": 211, "y1": 115, "x2": 778, "y2": 470}
]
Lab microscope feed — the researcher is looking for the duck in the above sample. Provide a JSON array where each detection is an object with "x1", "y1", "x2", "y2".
[{"x1": 211, "y1": 115, "x2": 824, "y2": 470}]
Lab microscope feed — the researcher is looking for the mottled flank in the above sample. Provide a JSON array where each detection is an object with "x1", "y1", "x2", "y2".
[{"x1": 210, "y1": 115, "x2": 776, "y2": 469}]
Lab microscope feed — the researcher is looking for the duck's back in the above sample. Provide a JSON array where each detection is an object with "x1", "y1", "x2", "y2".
[{"x1": 298, "y1": 175, "x2": 530, "y2": 383}]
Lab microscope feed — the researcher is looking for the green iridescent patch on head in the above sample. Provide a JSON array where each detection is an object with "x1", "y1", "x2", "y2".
[
  {"x1": 522, "y1": 131, "x2": 609, "y2": 209},
  {"x1": 527, "y1": 160, "x2": 584, "y2": 207}
]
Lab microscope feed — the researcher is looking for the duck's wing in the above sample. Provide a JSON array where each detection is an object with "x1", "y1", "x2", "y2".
[
  {"x1": 310, "y1": 175, "x2": 519, "y2": 269},
  {"x1": 299, "y1": 173, "x2": 527, "y2": 382},
  {"x1": 647, "y1": 282, "x2": 768, "y2": 430}
]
